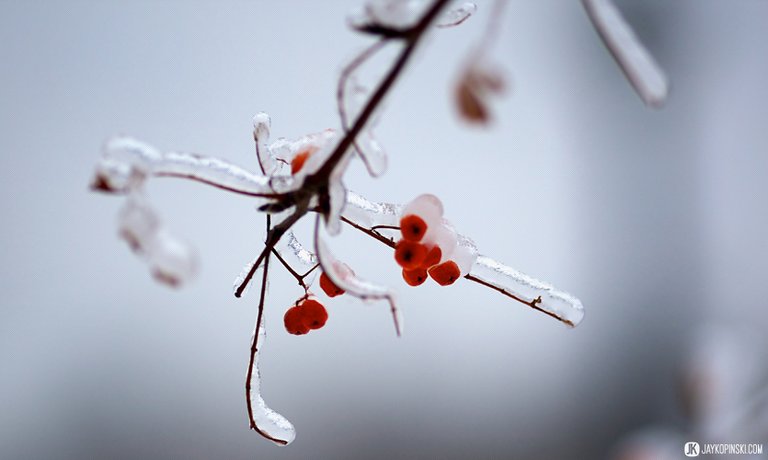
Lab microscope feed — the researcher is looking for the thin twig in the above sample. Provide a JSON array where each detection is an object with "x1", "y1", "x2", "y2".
[{"x1": 245, "y1": 216, "x2": 287, "y2": 444}]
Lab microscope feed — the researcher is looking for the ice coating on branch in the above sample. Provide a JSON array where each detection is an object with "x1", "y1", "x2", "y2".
[
  {"x1": 436, "y1": 2, "x2": 477, "y2": 28},
  {"x1": 253, "y1": 112, "x2": 278, "y2": 176},
  {"x1": 117, "y1": 193, "x2": 198, "y2": 288},
  {"x1": 453, "y1": 234, "x2": 478, "y2": 275},
  {"x1": 344, "y1": 190, "x2": 402, "y2": 228},
  {"x1": 95, "y1": 136, "x2": 289, "y2": 197},
  {"x1": 248, "y1": 320, "x2": 296, "y2": 446},
  {"x1": 342, "y1": 76, "x2": 388, "y2": 177},
  {"x1": 315, "y1": 220, "x2": 402, "y2": 336},
  {"x1": 470, "y1": 256, "x2": 584, "y2": 327},
  {"x1": 350, "y1": 0, "x2": 424, "y2": 30},
  {"x1": 582, "y1": 0, "x2": 669, "y2": 107},
  {"x1": 326, "y1": 153, "x2": 351, "y2": 235}
]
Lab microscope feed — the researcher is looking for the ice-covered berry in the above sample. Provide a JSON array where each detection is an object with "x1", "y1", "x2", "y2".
[
  {"x1": 300, "y1": 299, "x2": 328, "y2": 330},
  {"x1": 284, "y1": 306, "x2": 310, "y2": 335},
  {"x1": 290, "y1": 149, "x2": 312, "y2": 175},
  {"x1": 428, "y1": 260, "x2": 461, "y2": 286},
  {"x1": 394, "y1": 240, "x2": 428, "y2": 269},
  {"x1": 319, "y1": 272, "x2": 345, "y2": 297},
  {"x1": 402, "y1": 268, "x2": 428, "y2": 287},
  {"x1": 399, "y1": 214, "x2": 428, "y2": 242}
]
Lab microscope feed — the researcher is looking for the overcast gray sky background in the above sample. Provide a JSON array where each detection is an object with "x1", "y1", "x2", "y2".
[{"x1": 1, "y1": 1, "x2": 767, "y2": 459}]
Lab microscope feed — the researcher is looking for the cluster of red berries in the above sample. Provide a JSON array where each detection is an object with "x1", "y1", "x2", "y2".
[
  {"x1": 283, "y1": 272, "x2": 346, "y2": 335},
  {"x1": 394, "y1": 194, "x2": 475, "y2": 287}
]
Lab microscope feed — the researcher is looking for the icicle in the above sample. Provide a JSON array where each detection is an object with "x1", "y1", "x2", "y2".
[{"x1": 247, "y1": 319, "x2": 296, "y2": 446}]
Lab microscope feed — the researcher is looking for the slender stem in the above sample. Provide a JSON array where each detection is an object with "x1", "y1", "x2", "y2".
[
  {"x1": 370, "y1": 224, "x2": 400, "y2": 232},
  {"x1": 271, "y1": 248, "x2": 313, "y2": 291},
  {"x1": 339, "y1": 216, "x2": 574, "y2": 327},
  {"x1": 245, "y1": 216, "x2": 287, "y2": 444}
]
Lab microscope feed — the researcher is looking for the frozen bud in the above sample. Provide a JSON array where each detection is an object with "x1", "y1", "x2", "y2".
[
  {"x1": 118, "y1": 197, "x2": 160, "y2": 253},
  {"x1": 92, "y1": 157, "x2": 136, "y2": 193},
  {"x1": 455, "y1": 62, "x2": 506, "y2": 125},
  {"x1": 148, "y1": 229, "x2": 198, "y2": 288},
  {"x1": 252, "y1": 112, "x2": 271, "y2": 139}
]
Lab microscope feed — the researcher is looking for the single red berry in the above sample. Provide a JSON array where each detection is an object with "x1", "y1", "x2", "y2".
[
  {"x1": 428, "y1": 260, "x2": 461, "y2": 286},
  {"x1": 402, "y1": 268, "x2": 428, "y2": 287},
  {"x1": 319, "y1": 272, "x2": 345, "y2": 297},
  {"x1": 399, "y1": 214, "x2": 428, "y2": 242},
  {"x1": 284, "y1": 306, "x2": 310, "y2": 335},
  {"x1": 290, "y1": 149, "x2": 312, "y2": 175},
  {"x1": 420, "y1": 245, "x2": 442, "y2": 269},
  {"x1": 394, "y1": 240, "x2": 428, "y2": 270},
  {"x1": 300, "y1": 299, "x2": 328, "y2": 330}
]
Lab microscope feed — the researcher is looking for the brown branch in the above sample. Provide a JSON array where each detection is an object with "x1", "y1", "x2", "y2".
[{"x1": 271, "y1": 248, "x2": 319, "y2": 292}]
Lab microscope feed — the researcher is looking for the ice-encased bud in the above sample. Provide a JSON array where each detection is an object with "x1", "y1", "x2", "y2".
[
  {"x1": 118, "y1": 196, "x2": 160, "y2": 253},
  {"x1": 148, "y1": 229, "x2": 198, "y2": 288}
]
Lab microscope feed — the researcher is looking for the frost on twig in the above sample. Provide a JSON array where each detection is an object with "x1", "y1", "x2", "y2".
[{"x1": 582, "y1": 0, "x2": 669, "y2": 107}]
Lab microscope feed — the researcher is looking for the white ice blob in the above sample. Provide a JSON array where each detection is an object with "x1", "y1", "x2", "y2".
[{"x1": 148, "y1": 229, "x2": 198, "y2": 288}]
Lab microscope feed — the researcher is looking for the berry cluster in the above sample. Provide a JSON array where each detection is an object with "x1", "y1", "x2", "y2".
[
  {"x1": 283, "y1": 272, "x2": 347, "y2": 335},
  {"x1": 394, "y1": 194, "x2": 475, "y2": 287},
  {"x1": 283, "y1": 297, "x2": 328, "y2": 335}
]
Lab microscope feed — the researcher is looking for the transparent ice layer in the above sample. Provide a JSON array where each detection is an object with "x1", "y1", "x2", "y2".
[
  {"x1": 470, "y1": 256, "x2": 584, "y2": 327},
  {"x1": 247, "y1": 322, "x2": 296, "y2": 446},
  {"x1": 582, "y1": 0, "x2": 669, "y2": 107}
]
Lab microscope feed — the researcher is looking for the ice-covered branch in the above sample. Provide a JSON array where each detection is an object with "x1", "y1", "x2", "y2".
[
  {"x1": 582, "y1": 0, "x2": 669, "y2": 107},
  {"x1": 339, "y1": 191, "x2": 585, "y2": 327}
]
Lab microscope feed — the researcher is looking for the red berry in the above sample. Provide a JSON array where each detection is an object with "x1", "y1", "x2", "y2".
[
  {"x1": 394, "y1": 240, "x2": 428, "y2": 270},
  {"x1": 402, "y1": 268, "x2": 428, "y2": 287},
  {"x1": 399, "y1": 214, "x2": 428, "y2": 242},
  {"x1": 300, "y1": 299, "x2": 328, "y2": 330},
  {"x1": 319, "y1": 272, "x2": 345, "y2": 297},
  {"x1": 284, "y1": 306, "x2": 310, "y2": 335},
  {"x1": 420, "y1": 245, "x2": 442, "y2": 269},
  {"x1": 290, "y1": 149, "x2": 312, "y2": 175},
  {"x1": 428, "y1": 261, "x2": 461, "y2": 286}
]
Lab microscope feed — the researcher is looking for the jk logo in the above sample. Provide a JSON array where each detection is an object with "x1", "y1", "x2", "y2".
[{"x1": 685, "y1": 441, "x2": 700, "y2": 457}]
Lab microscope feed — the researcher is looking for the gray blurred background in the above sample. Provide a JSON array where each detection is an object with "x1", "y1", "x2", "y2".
[{"x1": 1, "y1": 1, "x2": 767, "y2": 459}]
